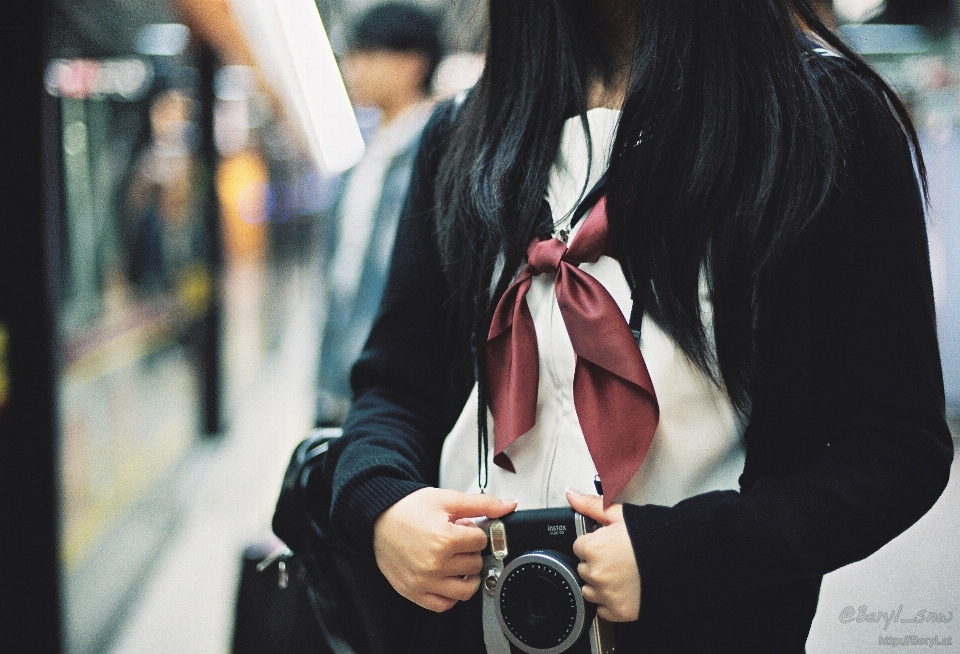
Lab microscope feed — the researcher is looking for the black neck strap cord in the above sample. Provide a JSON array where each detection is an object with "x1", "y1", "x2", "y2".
[
  {"x1": 568, "y1": 172, "x2": 608, "y2": 230},
  {"x1": 476, "y1": 352, "x2": 490, "y2": 493}
]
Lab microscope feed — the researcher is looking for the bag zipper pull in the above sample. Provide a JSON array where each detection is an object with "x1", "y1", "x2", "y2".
[
  {"x1": 277, "y1": 560, "x2": 289, "y2": 589},
  {"x1": 256, "y1": 544, "x2": 293, "y2": 572},
  {"x1": 256, "y1": 545, "x2": 293, "y2": 589}
]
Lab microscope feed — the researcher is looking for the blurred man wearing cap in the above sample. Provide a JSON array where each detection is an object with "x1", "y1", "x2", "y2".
[{"x1": 316, "y1": 3, "x2": 443, "y2": 426}]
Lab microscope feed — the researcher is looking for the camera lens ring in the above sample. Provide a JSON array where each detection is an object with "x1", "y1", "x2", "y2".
[{"x1": 494, "y1": 551, "x2": 587, "y2": 654}]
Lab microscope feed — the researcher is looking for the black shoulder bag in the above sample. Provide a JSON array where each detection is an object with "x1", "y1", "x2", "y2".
[{"x1": 265, "y1": 429, "x2": 410, "y2": 654}]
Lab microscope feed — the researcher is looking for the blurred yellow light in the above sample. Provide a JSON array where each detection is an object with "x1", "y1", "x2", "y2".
[{"x1": 0, "y1": 322, "x2": 9, "y2": 410}]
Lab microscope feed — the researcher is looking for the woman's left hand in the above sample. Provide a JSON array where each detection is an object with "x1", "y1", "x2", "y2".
[{"x1": 566, "y1": 487, "x2": 641, "y2": 622}]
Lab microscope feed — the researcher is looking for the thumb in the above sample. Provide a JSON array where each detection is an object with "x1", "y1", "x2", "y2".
[
  {"x1": 443, "y1": 492, "x2": 517, "y2": 520},
  {"x1": 566, "y1": 487, "x2": 611, "y2": 525}
]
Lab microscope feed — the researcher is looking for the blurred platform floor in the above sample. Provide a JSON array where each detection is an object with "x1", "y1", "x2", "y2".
[
  {"x1": 107, "y1": 259, "x2": 324, "y2": 654},
  {"x1": 105, "y1": 258, "x2": 959, "y2": 654}
]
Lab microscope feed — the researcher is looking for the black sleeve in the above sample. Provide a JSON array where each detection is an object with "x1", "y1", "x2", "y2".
[
  {"x1": 319, "y1": 100, "x2": 474, "y2": 556},
  {"x1": 621, "y1": 68, "x2": 954, "y2": 625}
]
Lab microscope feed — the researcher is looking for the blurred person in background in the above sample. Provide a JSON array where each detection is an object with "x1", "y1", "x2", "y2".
[
  {"x1": 315, "y1": 2, "x2": 443, "y2": 427},
  {"x1": 125, "y1": 87, "x2": 203, "y2": 297}
]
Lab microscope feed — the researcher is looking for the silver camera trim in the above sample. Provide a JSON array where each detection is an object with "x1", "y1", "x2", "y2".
[{"x1": 494, "y1": 550, "x2": 588, "y2": 654}]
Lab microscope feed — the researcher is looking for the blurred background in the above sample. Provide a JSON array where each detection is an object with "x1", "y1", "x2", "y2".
[{"x1": 0, "y1": 1, "x2": 958, "y2": 653}]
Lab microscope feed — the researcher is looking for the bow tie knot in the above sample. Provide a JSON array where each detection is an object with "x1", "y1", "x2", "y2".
[{"x1": 526, "y1": 237, "x2": 567, "y2": 276}]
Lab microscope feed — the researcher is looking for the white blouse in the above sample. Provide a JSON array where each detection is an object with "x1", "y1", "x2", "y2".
[{"x1": 438, "y1": 108, "x2": 747, "y2": 509}]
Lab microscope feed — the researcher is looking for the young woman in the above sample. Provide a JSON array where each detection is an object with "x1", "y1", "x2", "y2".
[{"x1": 316, "y1": 0, "x2": 954, "y2": 651}]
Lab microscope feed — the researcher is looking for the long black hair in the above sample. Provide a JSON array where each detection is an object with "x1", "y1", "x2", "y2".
[{"x1": 434, "y1": 0, "x2": 925, "y2": 412}]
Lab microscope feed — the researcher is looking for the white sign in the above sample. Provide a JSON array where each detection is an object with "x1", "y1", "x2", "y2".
[{"x1": 45, "y1": 58, "x2": 154, "y2": 101}]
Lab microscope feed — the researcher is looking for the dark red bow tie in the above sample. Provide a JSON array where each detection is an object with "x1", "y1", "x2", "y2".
[{"x1": 486, "y1": 197, "x2": 659, "y2": 506}]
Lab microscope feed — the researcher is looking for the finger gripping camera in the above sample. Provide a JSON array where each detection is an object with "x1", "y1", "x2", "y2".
[{"x1": 476, "y1": 508, "x2": 616, "y2": 654}]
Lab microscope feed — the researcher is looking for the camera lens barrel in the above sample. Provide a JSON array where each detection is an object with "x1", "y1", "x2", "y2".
[{"x1": 495, "y1": 550, "x2": 590, "y2": 654}]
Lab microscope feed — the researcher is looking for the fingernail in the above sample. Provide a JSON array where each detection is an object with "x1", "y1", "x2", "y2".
[
  {"x1": 565, "y1": 487, "x2": 583, "y2": 497},
  {"x1": 503, "y1": 498, "x2": 518, "y2": 504}
]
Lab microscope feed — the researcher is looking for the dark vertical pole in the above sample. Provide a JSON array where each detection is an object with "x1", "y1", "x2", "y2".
[
  {"x1": 0, "y1": 0, "x2": 63, "y2": 652},
  {"x1": 198, "y1": 43, "x2": 224, "y2": 436}
]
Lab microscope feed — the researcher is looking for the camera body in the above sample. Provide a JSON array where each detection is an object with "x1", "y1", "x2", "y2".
[{"x1": 476, "y1": 507, "x2": 615, "y2": 654}]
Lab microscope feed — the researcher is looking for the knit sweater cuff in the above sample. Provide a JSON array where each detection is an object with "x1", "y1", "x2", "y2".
[
  {"x1": 331, "y1": 474, "x2": 428, "y2": 558},
  {"x1": 623, "y1": 491, "x2": 741, "y2": 617}
]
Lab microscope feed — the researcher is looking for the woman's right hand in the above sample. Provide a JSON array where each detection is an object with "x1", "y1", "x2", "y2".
[{"x1": 372, "y1": 487, "x2": 517, "y2": 612}]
